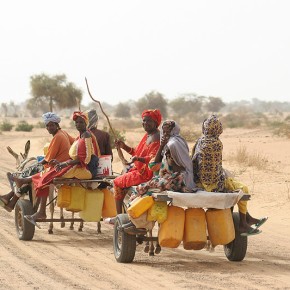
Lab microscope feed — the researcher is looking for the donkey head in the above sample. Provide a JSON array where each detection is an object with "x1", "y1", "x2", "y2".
[{"x1": 7, "y1": 140, "x2": 31, "y2": 170}]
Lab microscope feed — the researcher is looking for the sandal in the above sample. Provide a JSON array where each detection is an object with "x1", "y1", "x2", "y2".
[
  {"x1": 241, "y1": 227, "x2": 262, "y2": 237},
  {"x1": 255, "y1": 217, "x2": 268, "y2": 229},
  {"x1": 104, "y1": 217, "x2": 116, "y2": 225}
]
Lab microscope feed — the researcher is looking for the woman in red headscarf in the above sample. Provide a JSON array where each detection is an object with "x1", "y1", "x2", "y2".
[
  {"x1": 110, "y1": 109, "x2": 162, "y2": 219},
  {"x1": 13, "y1": 111, "x2": 100, "y2": 227}
]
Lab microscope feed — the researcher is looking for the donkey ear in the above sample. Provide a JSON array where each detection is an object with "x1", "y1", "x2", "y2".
[
  {"x1": 23, "y1": 140, "x2": 31, "y2": 159},
  {"x1": 7, "y1": 146, "x2": 19, "y2": 160}
]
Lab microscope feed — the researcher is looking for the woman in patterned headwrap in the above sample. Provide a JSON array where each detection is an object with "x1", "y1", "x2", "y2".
[
  {"x1": 107, "y1": 109, "x2": 162, "y2": 221},
  {"x1": 192, "y1": 115, "x2": 267, "y2": 236},
  {"x1": 0, "y1": 112, "x2": 74, "y2": 212},
  {"x1": 12, "y1": 111, "x2": 100, "y2": 227}
]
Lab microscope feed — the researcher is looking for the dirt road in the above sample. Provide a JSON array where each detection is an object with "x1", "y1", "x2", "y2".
[{"x1": 0, "y1": 128, "x2": 290, "y2": 289}]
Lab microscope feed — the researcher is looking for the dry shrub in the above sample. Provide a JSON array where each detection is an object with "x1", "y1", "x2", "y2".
[
  {"x1": 270, "y1": 122, "x2": 290, "y2": 138},
  {"x1": 181, "y1": 128, "x2": 201, "y2": 143},
  {"x1": 233, "y1": 145, "x2": 268, "y2": 170}
]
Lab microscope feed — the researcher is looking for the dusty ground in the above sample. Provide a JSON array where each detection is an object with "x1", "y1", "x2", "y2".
[{"x1": 0, "y1": 122, "x2": 290, "y2": 290}]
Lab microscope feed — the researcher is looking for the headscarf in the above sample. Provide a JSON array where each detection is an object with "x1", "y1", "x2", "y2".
[
  {"x1": 72, "y1": 111, "x2": 89, "y2": 127},
  {"x1": 42, "y1": 112, "x2": 61, "y2": 125},
  {"x1": 160, "y1": 120, "x2": 195, "y2": 190},
  {"x1": 192, "y1": 114, "x2": 224, "y2": 191},
  {"x1": 87, "y1": 109, "x2": 99, "y2": 129},
  {"x1": 141, "y1": 109, "x2": 162, "y2": 127}
]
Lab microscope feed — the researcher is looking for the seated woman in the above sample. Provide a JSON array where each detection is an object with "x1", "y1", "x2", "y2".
[
  {"x1": 192, "y1": 114, "x2": 267, "y2": 236},
  {"x1": 12, "y1": 111, "x2": 100, "y2": 228},
  {"x1": 132, "y1": 120, "x2": 196, "y2": 200},
  {"x1": 0, "y1": 112, "x2": 74, "y2": 212}
]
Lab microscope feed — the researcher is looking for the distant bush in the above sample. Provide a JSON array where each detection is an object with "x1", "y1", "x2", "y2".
[
  {"x1": 0, "y1": 120, "x2": 13, "y2": 131},
  {"x1": 271, "y1": 123, "x2": 290, "y2": 138},
  {"x1": 222, "y1": 112, "x2": 267, "y2": 129},
  {"x1": 15, "y1": 121, "x2": 34, "y2": 132},
  {"x1": 35, "y1": 121, "x2": 46, "y2": 128}
]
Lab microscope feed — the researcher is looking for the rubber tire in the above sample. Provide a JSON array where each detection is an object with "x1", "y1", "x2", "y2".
[
  {"x1": 113, "y1": 214, "x2": 136, "y2": 263},
  {"x1": 15, "y1": 199, "x2": 35, "y2": 241},
  {"x1": 224, "y1": 212, "x2": 248, "y2": 261}
]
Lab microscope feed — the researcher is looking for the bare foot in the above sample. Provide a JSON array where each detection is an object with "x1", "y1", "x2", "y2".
[
  {"x1": 0, "y1": 195, "x2": 9, "y2": 206},
  {"x1": 239, "y1": 223, "x2": 255, "y2": 234},
  {"x1": 11, "y1": 176, "x2": 24, "y2": 188},
  {"x1": 246, "y1": 216, "x2": 260, "y2": 226}
]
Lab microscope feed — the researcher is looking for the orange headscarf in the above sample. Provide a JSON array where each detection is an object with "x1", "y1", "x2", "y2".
[
  {"x1": 72, "y1": 111, "x2": 89, "y2": 126},
  {"x1": 141, "y1": 109, "x2": 162, "y2": 127}
]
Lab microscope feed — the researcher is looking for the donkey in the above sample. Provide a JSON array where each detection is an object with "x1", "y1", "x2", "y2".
[{"x1": 7, "y1": 140, "x2": 59, "y2": 234}]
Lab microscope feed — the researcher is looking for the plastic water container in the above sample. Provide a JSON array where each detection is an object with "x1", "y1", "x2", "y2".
[
  {"x1": 79, "y1": 189, "x2": 104, "y2": 222},
  {"x1": 97, "y1": 155, "x2": 112, "y2": 176},
  {"x1": 57, "y1": 185, "x2": 71, "y2": 208},
  {"x1": 66, "y1": 186, "x2": 86, "y2": 212},
  {"x1": 158, "y1": 206, "x2": 185, "y2": 248},
  {"x1": 127, "y1": 196, "x2": 154, "y2": 219},
  {"x1": 36, "y1": 156, "x2": 45, "y2": 163},
  {"x1": 43, "y1": 142, "x2": 50, "y2": 156},
  {"x1": 101, "y1": 188, "x2": 117, "y2": 218},
  {"x1": 206, "y1": 208, "x2": 235, "y2": 247},
  {"x1": 183, "y1": 208, "x2": 207, "y2": 250},
  {"x1": 147, "y1": 201, "x2": 168, "y2": 224}
]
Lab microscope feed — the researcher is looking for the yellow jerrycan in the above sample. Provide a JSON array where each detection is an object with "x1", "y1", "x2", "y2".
[
  {"x1": 206, "y1": 208, "x2": 235, "y2": 247},
  {"x1": 127, "y1": 196, "x2": 154, "y2": 219},
  {"x1": 66, "y1": 185, "x2": 86, "y2": 212},
  {"x1": 183, "y1": 208, "x2": 207, "y2": 250},
  {"x1": 79, "y1": 189, "x2": 104, "y2": 222},
  {"x1": 57, "y1": 185, "x2": 71, "y2": 208},
  {"x1": 158, "y1": 206, "x2": 185, "y2": 248},
  {"x1": 101, "y1": 188, "x2": 117, "y2": 218},
  {"x1": 147, "y1": 201, "x2": 168, "y2": 224}
]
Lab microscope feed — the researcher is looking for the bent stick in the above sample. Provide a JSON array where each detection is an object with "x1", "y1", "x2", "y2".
[{"x1": 85, "y1": 78, "x2": 128, "y2": 165}]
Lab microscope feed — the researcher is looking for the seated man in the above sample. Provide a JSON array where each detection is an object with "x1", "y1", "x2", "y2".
[
  {"x1": 133, "y1": 120, "x2": 196, "y2": 199},
  {"x1": 12, "y1": 111, "x2": 100, "y2": 228},
  {"x1": 106, "y1": 109, "x2": 162, "y2": 224},
  {"x1": 192, "y1": 114, "x2": 268, "y2": 236},
  {"x1": 0, "y1": 112, "x2": 74, "y2": 212},
  {"x1": 88, "y1": 109, "x2": 113, "y2": 158}
]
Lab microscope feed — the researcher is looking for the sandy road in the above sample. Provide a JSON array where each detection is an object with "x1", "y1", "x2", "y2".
[{"x1": 0, "y1": 129, "x2": 290, "y2": 289}]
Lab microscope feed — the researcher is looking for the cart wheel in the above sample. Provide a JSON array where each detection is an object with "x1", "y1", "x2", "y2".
[
  {"x1": 224, "y1": 212, "x2": 247, "y2": 261},
  {"x1": 113, "y1": 214, "x2": 136, "y2": 263},
  {"x1": 14, "y1": 199, "x2": 35, "y2": 241}
]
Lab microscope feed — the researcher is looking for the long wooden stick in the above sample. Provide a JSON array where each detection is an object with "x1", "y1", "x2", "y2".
[{"x1": 85, "y1": 78, "x2": 128, "y2": 165}]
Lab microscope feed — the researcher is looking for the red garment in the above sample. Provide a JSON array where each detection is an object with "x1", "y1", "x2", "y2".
[
  {"x1": 113, "y1": 133, "x2": 160, "y2": 192},
  {"x1": 141, "y1": 109, "x2": 162, "y2": 126},
  {"x1": 33, "y1": 133, "x2": 99, "y2": 197}
]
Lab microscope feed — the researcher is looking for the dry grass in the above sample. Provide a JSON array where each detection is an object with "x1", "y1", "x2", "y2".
[{"x1": 232, "y1": 145, "x2": 269, "y2": 170}]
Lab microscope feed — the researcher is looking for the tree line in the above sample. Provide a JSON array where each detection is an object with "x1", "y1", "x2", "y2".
[{"x1": 1, "y1": 73, "x2": 290, "y2": 119}]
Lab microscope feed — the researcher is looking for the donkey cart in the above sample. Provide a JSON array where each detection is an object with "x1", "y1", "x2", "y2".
[
  {"x1": 14, "y1": 176, "x2": 116, "y2": 241},
  {"x1": 113, "y1": 190, "x2": 251, "y2": 263}
]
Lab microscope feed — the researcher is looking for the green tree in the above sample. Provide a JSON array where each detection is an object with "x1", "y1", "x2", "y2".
[
  {"x1": 169, "y1": 93, "x2": 204, "y2": 117},
  {"x1": 205, "y1": 96, "x2": 225, "y2": 112},
  {"x1": 29, "y1": 73, "x2": 82, "y2": 112},
  {"x1": 135, "y1": 91, "x2": 168, "y2": 118},
  {"x1": 115, "y1": 102, "x2": 131, "y2": 118}
]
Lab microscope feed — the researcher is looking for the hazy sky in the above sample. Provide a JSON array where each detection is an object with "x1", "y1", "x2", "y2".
[{"x1": 0, "y1": 0, "x2": 289, "y2": 106}]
